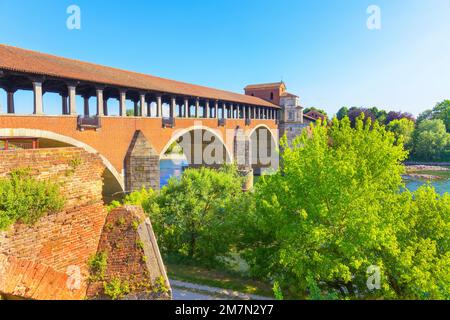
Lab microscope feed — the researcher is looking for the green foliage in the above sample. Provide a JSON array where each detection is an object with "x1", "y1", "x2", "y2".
[
  {"x1": 88, "y1": 251, "x2": 108, "y2": 281},
  {"x1": 412, "y1": 119, "x2": 449, "y2": 161},
  {"x1": 154, "y1": 275, "x2": 170, "y2": 294},
  {"x1": 103, "y1": 278, "x2": 130, "y2": 300},
  {"x1": 418, "y1": 100, "x2": 450, "y2": 132},
  {"x1": 387, "y1": 118, "x2": 415, "y2": 152},
  {"x1": 154, "y1": 165, "x2": 245, "y2": 264},
  {"x1": 336, "y1": 107, "x2": 349, "y2": 120},
  {"x1": 0, "y1": 169, "x2": 65, "y2": 230},
  {"x1": 113, "y1": 165, "x2": 247, "y2": 266},
  {"x1": 238, "y1": 116, "x2": 449, "y2": 299},
  {"x1": 273, "y1": 281, "x2": 284, "y2": 300}
]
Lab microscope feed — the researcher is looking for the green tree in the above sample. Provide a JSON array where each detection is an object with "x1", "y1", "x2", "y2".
[
  {"x1": 336, "y1": 107, "x2": 349, "y2": 120},
  {"x1": 412, "y1": 119, "x2": 449, "y2": 161},
  {"x1": 387, "y1": 118, "x2": 415, "y2": 152},
  {"x1": 240, "y1": 116, "x2": 449, "y2": 299},
  {"x1": 417, "y1": 100, "x2": 450, "y2": 132},
  {"x1": 153, "y1": 165, "x2": 245, "y2": 264},
  {"x1": 432, "y1": 100, "x2": 450, "y2": 132}
]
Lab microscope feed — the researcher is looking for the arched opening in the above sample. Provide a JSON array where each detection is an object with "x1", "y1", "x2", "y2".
[
  {"x1": 0, "y1": 128, "x2": 125, "y2": 203},
  {"x1": 159, "y1": 127, "x2": 232, "y2": 187},
  {"x1": 249, "y1": 125, "x2": 279, "y2": 176}
]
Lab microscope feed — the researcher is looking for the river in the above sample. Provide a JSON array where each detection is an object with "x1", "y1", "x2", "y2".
[{"x1": 160, "y1": 160, "x2": 450, "y2": 195}]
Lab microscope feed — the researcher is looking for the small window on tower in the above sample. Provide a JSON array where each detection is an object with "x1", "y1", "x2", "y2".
[{"x1": 270, "y1": 92, "x2": 274, "y2": 100}]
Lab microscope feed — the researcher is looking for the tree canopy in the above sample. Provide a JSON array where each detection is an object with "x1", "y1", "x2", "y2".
[{"x1": 240, "y1": 116, "x2": 449, "y2": 299}]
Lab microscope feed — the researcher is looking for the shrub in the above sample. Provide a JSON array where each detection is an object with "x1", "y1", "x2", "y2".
[
  {"x1": 103, "y1": 278, "x2": 130, "y2": 300},
  {"x1": 88, "y1": 251, "x2": 108, "y2": 281},
  {"x1": 0, "y1": 169, "x2": 65, "y2": 230}
]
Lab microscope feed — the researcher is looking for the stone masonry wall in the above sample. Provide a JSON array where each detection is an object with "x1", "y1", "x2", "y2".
[
  {"x1": 0, "y1": 147, "x2": 108, "y2": 299},
  {"x1": 86, "y1": 206, "x2": 171, "y2": 300}
]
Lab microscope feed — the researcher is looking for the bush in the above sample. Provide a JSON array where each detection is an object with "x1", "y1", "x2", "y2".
[{"x1": 0, "y1": 169, "x2": 65, "y2": 230}]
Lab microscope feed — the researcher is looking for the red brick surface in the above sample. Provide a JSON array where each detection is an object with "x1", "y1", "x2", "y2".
[{"x1": 0, "y1": 148, "x2": 107, "y2": 300}]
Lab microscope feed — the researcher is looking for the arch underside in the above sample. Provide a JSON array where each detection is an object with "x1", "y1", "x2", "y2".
[{"x1": 160, "y1": 126, "x2": 233, "y2": 167}]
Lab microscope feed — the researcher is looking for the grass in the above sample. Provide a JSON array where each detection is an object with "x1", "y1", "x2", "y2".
[{"x1": 165, "y1": 257, "x2": 274, "y2": 298}]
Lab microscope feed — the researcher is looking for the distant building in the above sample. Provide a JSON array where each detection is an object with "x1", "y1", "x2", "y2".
[
  {"x1": 244, "y1": 82, "x2": 316, "y2": 145},
  {"x1": 305, "y1": 109, "x2": 327, "y2": 121}
]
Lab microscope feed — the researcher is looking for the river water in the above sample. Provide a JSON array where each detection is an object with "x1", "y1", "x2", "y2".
[{"x1": 160, "y1": 160, "x2": 450, "y2": 195}]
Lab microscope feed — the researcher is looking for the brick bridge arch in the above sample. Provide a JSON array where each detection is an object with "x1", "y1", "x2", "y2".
[
  {"x1": 159, "y1": 124, "x2": 234, "y2": 164},
  {"x1": 0, "y1": 127, "x2": 125, "y2": 193}
]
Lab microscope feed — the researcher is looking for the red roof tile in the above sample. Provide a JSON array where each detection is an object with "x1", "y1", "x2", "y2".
[{"x1": 0, "y1": 44, "x2": 279, "y2": 108}]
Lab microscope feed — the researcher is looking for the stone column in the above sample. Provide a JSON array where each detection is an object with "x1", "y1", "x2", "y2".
[
  {"x1": 32, "y1": 81, "x2": 43, "y2": 115},
  {"x1": 156, "y1": 94, "x2": 162, "y2": 117},
  {"x1": 133, "y1": 100, "x2": 139, "y2": 116},
  {"x1": 243, "y1": 105, "x2": 246, "y2": 119},
  {"x1": 214, "y1": 100, "x2": 219, "y2": 118},
  {"x1": 195, "y1": 98, "x2": 199, "y2": 118},
  {"x1": 184, "y1": 98, "x2": 189, "y2": 118},
  {"x1": 146, "y1": 98, "x2": 152, "y2": 117},
  {"x1": 170, "y1": 97, "x2": 176, "y2": 118},
  {"x1": 83, "y1": 96, "x2": 90, "y2": 116},
  {"x1": 7, "y1": 89, "x2": 15, "y2": 114},
  {"x1": 140, "y1": 93, "x2": 147, "y2": 117},
  {"x1": 223, "y1": 102, "x2": 227, "y2": 119},
  {"x1": 205, "y1": 100, "x2": 210, "y2": 118},
  {"x1": 61, "y1": 93, "x2": 68, "y2": 115},
  {"x1": 230, "y1": 104, "x2": 234, "y2": 119},
  {"x1": 68, "y1": 85, "x2": 77, "y2": 115},
  {"x1": 96, "y1": 88, "x2": 104, "y2": 116},
  {"x1": 119, "y1": 90, "x2": 127, "y2": 117},
  {"x1": 103, "y1": 98, "x2": 108, "y2": 116}
]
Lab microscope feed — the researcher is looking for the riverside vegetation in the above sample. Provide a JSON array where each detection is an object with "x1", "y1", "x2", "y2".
[{"x1": 109, "y1": 115, "x2": 449, "y2": 300}]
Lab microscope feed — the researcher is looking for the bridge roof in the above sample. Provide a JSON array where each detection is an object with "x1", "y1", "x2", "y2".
[{"x1": 0, "y1": 44, "x2": 279, "y2": 108}]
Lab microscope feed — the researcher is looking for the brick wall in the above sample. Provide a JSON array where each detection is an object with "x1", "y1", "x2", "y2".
[
  {"x1": 0, "y1": 147, "x2": 108, "y2": 299},
  {"x1": 0, "y1": 147, "x2": 104, "y2": 208},
  {"x1": 87, "y1": 206, "x2": 171, "y2": 300}
]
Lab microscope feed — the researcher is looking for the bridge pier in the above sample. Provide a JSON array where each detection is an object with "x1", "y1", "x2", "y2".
[{"x1": 124, "y1": 131, "x2": 160, "y2": 192}]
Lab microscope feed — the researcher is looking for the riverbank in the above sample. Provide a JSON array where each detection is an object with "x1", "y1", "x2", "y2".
[{"x1": 405, "y1": 165, "x2": 450, "y2": 180}]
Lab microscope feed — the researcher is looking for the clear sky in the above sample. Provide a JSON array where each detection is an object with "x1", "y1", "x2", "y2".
[{"x1": 0, "y1": 0, "x2": 449, "y2": 116}]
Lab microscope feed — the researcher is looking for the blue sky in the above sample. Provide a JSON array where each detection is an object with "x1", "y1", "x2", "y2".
[{"x1": 0, "y1": 0, "x2": 449, "y2": 116}]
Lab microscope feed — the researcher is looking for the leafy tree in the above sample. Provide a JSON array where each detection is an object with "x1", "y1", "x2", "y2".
[
  {"x1": 412, "y1": 119, "x2": 449, "y2": 161},
  {"x1": 347, "y1": 108, "x2": 375, "y2": 126},
  {"x1": 387, "y1": 118, "x2": 415, "y2": 152},
  {"x1": 368, "y1": 107, "x2": 388, "y2": 125},
  {"x1": 336, "y1": 107, "x2": 349, "y2": 120},
  {"x1": 419, "y1": 100, "x2": 450, "y2": 132},
  {"x1": 152, "y1": 165, "x2": 245, "y2": 264},
  {"x1": 432, "y1": 100, "x2": 450, "y2": 132},
  {"x1": 240, "y1": 116, "x2": 449, "y2": 299},
  {"x1": 386, "y1": 111, "x2": 415, "y2": 124},
  {"x1": 0, "y1": 169, "x2": 65, "y2": 230}
]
